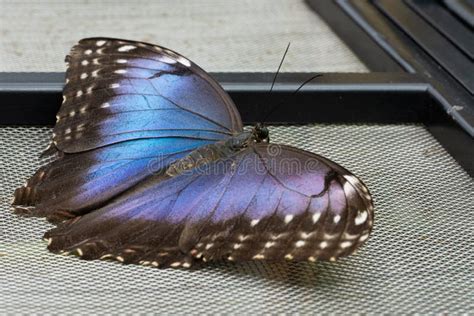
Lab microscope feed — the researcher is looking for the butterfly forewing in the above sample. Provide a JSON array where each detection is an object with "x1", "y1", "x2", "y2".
[
  {"x1": 12, "y1": 37, "x2": 242, "y2": 222},
  {"x1": 57, "y1": 38, "x2": 242, "y2": 153}
]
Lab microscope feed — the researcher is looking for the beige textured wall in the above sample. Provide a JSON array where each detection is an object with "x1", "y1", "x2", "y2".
[{"x1": 0, "y1": 0, "x2": 368, "y2": 72}]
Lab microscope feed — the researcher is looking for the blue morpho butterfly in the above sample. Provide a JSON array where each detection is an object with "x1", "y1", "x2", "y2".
[{"x1": 12, "y1": 38, "x2": 374, "y2": 268}]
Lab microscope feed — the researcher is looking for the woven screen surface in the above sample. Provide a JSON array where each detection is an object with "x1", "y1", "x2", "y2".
[
  {"x1": 0, "y1": 0, "x2": 367, "y2": 73},
  {"x1": 1, "y1": 124, "x2": 472, "y2": 314}
]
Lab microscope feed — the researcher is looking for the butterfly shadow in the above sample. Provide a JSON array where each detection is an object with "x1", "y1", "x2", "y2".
[{"x1": 181, "y1": 260, "x2": 351, "y2": 289}]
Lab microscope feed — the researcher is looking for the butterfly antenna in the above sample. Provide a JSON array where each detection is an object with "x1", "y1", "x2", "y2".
[
  {"x1": 268, "y1": 42, "x2": 291, "y2": 96},
  {"x1": 256, "y1": 43, "x2": 291, "y2": 125},
  {"x1": 261, "y1": 73, "x2": 322, "y2": 123}
]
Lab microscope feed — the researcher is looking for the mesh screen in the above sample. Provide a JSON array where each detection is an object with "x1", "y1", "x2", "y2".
[
  {"x1": 0, "y1": 0, "x2": 368, "y2": 73},
  {"x1": 0, "y1": 124, "x2": 472, "y2": 314}
]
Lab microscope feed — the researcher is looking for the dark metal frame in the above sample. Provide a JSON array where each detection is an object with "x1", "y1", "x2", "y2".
[
  {"x1": 307, "y1": 0, "x2": 473, "y2": 176},
  {"x1": 0, "y1": 0, "x2": 472, "y2": 175}
]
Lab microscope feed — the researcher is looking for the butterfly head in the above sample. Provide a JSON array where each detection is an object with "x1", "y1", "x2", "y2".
[{"x1": 252, "y1": 123, "x2": 270, "y2": 143}]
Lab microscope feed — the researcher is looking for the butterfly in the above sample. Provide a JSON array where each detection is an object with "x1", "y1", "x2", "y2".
[{"x1": 11, "y1": 38, "x2": 374, "y2": 268}]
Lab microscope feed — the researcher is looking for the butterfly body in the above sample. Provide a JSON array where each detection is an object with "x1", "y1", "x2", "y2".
[{"x1": 12, "y1": 38, "x2": 374, "y2": 268}]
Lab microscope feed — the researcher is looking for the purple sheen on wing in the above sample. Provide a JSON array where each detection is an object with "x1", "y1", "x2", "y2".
[
  {"x1": 211, "y1": 153, "x2": 267, "y2": 222},
  {"x1": 244, "y1": 174, "x2": 284, "y2": 221},
  {"x1": 308, "y1": 192, "x2": 329, "y2": 215},
  {"x1": 166, "y1": 171, "x2": 228, "y2": 223},
  {"x1": 276, "y1": 190, "x2": 311, "y2": 218},
  {"x1": 255, "y1": 144, "x2": 331, "y2": 197},
  {"x1": 184, "y1": 166, "x2": 238, "y2": 224},
  {"x1": 328, "y1": 179, "x2": 347, "y2": 218}
]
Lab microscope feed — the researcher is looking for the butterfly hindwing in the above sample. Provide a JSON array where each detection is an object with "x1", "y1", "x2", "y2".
[
  {"x1": 43, "y1": 142, "x2": 373, "y2": 267},
  {"x1": 12, "y1": 138, "x2": 210, "y2": 222}
]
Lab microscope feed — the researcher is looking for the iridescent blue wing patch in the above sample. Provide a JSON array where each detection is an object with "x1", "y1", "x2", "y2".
[
  {"x1": 12, "y1": 38, "x2": 242, "y2": 222},
  {"x1": 57, "y1": 38, "x2": 242, "y2": 152}
]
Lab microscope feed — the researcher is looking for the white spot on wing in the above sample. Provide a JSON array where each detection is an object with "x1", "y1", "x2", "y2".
[
  {"x1": 359, "y1": 233, "x2": 370, "y2": 242},
  {"x1": 158, "y1": 55, "x2": 177, "y2": 64},
  {"x1": 355, "y1": 210, "x2": 368, "y2": 225},
  {"x1": 284, "y1": 254, "x2": 293, "y2": 260},
  {"x1": 340, "y1": 241, "x2": 353, "y2": 249},
  {"x1": 177, "y1": 56, "x2": 191, "y2": 67},
  {"x1": 284, "y1": 214, "x2": 294, "y2": 224},
  {"x1": 312, "y1": 212, "x2": 321, "y2": 223},
  {"x1": 252, "y1": 254, "x2": 265, "y2": 260},
  {"x1": 264, "y1": 241, "x2": 275, "y2": 248},
  {"x1": 114, "y1": 69, "x2": 127, "y2": 74},
  {"x1": 118, "y1": 45, "x2": 136, "y2": 52},
  {"x1": 319, "y1": 241, "x2": 328, "y2": 249},
  {"x1": 182, "y1": 262, "x2": 191, "y2": 268},
  {"x1": 250, "y1": 219, "x2": 260, "y2": 227},
  {"x1": 295, "y1": 240, "x2": 305, "y2": 248},
  {"x1": 96, "y1": 40, "x2": 106, "y2": 46},
  {"x1": 81, "y1": 60, "x2": 89, "y2": 66},
  {"x1": 84, "y1": 49, "x2": 92, "y2": 55},
  {"x1": 116, "y1": 59, "x2": 127, "y2": 63},
  {"x1": 323, "y1": 233, "x2": 338, "y2": 240},
  {"x1": 238, "y1": 234, "x2": 249, "y2": 241},
  {"x1": 100, "y1": 102, "x2": 110, "y2": 108},
  {"x1": 333, "y1": 214, "x2": 341, "y2": 224},
  {"x1": 80, "y1": 73, "x2": 88, "y2": 79},
  {"x1": 109, "y1": 83, "x2": 120, "y2": 89},
  {"x1": 343, "y1": 232, "x2": 360, "y2": 240}
]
